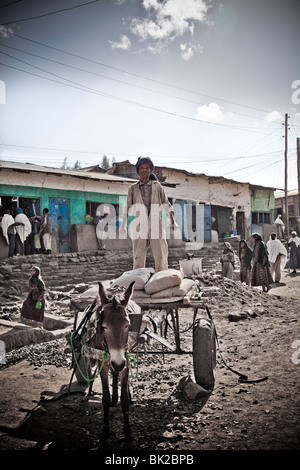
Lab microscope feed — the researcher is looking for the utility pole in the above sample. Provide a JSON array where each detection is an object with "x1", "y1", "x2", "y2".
[
  {"x1": 297, "y1": 137, "x2": 300, "y2": 220},
  {"x1": 284, "y1": 113, "x2": 289, "y2": 237}
]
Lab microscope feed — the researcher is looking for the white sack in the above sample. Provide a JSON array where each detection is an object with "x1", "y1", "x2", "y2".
[
  {"x1": 151, "y1": 278, "x2": 195, "y2": 298},
  {"x1": 144, "y1": 269, "x2": 182, "y2": 295},
  {"x1": 111, "y1": 267, "x2": 155, "y2": 291}
]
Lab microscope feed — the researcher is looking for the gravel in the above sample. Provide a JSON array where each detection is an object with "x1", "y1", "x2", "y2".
[{"x1": 0, "y1": 338, "x2": 72, "y2": 369}]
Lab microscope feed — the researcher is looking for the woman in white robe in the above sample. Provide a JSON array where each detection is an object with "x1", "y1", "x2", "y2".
[{"x1": 266, "y1": 233, "x2": 287, "y2": 282}]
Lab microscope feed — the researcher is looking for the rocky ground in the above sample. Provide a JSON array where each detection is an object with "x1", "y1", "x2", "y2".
[{"x1": 0, "y1": 269, "x2": 299, "y2": 455}]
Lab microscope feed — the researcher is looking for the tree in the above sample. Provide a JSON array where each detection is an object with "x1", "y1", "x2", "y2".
[
  {"x1": 73, "y1": 160, "x2": 82, "y2": 169},
  {"x1": 100, "y1": 154, "x2": 111, "y2": 170},
  {"x1": 61, "y1": 157, "x2": 69, "y2": 169},
  {"x1": 61, "y1": 157, "x2": 82, "y2": 169}
]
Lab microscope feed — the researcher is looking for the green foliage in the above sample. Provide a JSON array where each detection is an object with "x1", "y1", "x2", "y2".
[
  {"x1": 100, "y1": 155, "x2": 110, "y2": 170},
  {"x1": 61, "y1": 157, "x2": 82, "y2": 169}
]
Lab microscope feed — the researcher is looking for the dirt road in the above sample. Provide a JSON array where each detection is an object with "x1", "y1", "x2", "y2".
[{"x1": 0, "y1": 270, "x2": 299, "y2": 453}]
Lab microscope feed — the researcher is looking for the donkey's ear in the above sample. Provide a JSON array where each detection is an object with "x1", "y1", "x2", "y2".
[
  {"x1": 98, "y1": 282, "x2": 109, "y2": 306},
  {"x1": 122, "y1": 281, "x2": 135, "y2": 306}
]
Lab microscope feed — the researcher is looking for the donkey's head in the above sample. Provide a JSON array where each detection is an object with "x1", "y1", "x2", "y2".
[{"x1": 97, "y1": 281, "x2": 134, "y2": 372}]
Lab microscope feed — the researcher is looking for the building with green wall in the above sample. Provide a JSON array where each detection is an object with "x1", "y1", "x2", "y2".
[
  {"x1": 1, "y1": 160, "x2": 277, "y2": 258},
  {"x1": 0, "y1": 161, "x2": 133, "y2": 256}
]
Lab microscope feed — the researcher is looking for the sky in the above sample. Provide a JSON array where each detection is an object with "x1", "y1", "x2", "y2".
[{"x1": 0, "y1": 0, "x2": 299, "y2": 191}]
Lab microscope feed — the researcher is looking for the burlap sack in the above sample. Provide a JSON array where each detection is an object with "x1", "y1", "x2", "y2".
[
  {"x1": 150, "y1": 278, "x2": 195, "y2": 298},
  {"x1": 111, "y1": 267, "x2": 155, "y2": 290},
  {"x1": 144, "y1": 269, "x2": 182, "y2": 295},
  {"x1": 132, "y1": 289, "x2": 151, "y2": 300}
]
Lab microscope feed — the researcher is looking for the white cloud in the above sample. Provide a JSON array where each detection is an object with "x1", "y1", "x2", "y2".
[
  {"x1": 131, "y1": 17, "x2": 174, "y2": 41},
  {"x1": 129, "y1": 0, "x2": 209, "y2": 57},
  {"x1": 147, "y1": 42, "x2": 167, "y2": 55},
  {"x1": 131, "y1": 0, "x2": 209, "y2": 40},
  {"x1": 264, "y1": 110, "x2": 283, "y2": 122},
  {"x1": 109, "y1": 34, "x2": 131, "y2": 50},
  {"x1": 0, "y1": 25, "x2": 13, "y2": 38},
  {"x1": 180, "y1": 42, "x2": 203, "y2": 60},
  {"x1": 143, "y1": 0, "x2": 161, "y2": 11},
  {"x1": 196, "y1": 102, "x2": 234, "y2": 123}
]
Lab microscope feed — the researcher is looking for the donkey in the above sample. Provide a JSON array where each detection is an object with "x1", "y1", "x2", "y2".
[{"x1": 86, "y1": 281, "x2": 135, "y2": 441}]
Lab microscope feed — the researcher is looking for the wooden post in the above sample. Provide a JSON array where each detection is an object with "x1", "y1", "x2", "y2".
[
  {"x1": 284, "y1": 113, "x2": 289, "y2": 237},
  {"x1": 297, "y1": 137, "x2": 300, "y2": 220}
]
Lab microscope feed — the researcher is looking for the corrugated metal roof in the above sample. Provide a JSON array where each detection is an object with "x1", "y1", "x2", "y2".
[
  {"x1": 275, "y1": 189, "x2": 299, "y2": 198},
  {"x1": 0, "y1": 160, "x2": 138, "y2": 183},
  {"x1": 0, "y1": 159, "x2": 277, "y2": 191},
  {"x1": 107, "y1": 160, "x2": 277, "y2": 191}
]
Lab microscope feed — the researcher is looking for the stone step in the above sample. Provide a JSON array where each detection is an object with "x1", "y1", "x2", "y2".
[{"x1": 0, "y1": 243, "x2": 235, "y2": 298}]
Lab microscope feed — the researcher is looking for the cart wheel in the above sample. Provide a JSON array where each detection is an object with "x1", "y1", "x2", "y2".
[
  {"x1": 193, "y1": 317, "x2": 216, "y2": 390},
  {"x1": 74, "y1": 353, "x2": 92, "y2": 384}
]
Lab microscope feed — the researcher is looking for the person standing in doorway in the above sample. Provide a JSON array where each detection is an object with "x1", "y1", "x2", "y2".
[
  {"x1": 124, "y1": 157, "x2": 176, "y2": 272},
  {"x1": 30, "y1": 216, "x2": 42, "y2": 253},
  {"x1": 15, "y1": 208, "x2": 32, "y2": 255},
  {"x1": 38, "y1": 208, "x2": 52, "y2": 255}
]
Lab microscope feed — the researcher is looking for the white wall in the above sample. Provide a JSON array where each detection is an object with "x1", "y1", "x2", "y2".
[{"x1": 161, "y1": 169, "x2": 251, "y2": 224}]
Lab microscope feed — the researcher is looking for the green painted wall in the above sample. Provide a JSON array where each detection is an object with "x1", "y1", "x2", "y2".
[
  {"x1": 1, "y1": 184, "x2": 127, "y2": 224},
  {"x1": 251, "y1": 189, "x2": 274, "y2": 211}
]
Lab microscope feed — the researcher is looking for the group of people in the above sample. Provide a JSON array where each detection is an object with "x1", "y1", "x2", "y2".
[
  {"x1": 0, "y1": 207, "x2": 52, "y2": 257},
  {"x1": 6, "y1": 155, "x2": 300, "y2": 328},
  {"x1": 221, "y1": 230, "x2": 300, "y2": 292}
]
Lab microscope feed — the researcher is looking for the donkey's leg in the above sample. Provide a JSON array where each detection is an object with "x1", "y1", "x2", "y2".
[
  {"x1": 128, "y1": 383, "x2": 133, "y2": 405},
  {"x1": 111, "y1": 370, "x2": 119, "y2": 407},
  {"x1": 100, "y1": 367, "x2": 111, "y2": 440},
  {"x1": 120, "y1": 368, "x2": 133, "y2": 441}
]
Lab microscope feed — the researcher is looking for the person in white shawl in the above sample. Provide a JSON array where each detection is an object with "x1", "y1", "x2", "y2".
[
  {"x1": 267, "y1": 232, "x2": 287, "y2": 282},
  {"x1": 15, "y1": 208, "x2": 32, "y2": 255},
  {"x1": 274, "y1": 214, "x2": 285, "y2": 239},
  {"x1": 1, "y1": 209, "x2": 24, "y2": 257}
]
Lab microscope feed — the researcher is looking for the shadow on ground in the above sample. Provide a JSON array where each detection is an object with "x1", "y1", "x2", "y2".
[{"x1": 0, "y1": 383, "x2": 210, "y2": 451}]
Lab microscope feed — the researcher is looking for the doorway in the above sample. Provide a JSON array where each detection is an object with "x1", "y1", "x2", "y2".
[
  {"x1": 49, "y1": 198, "x2": 70, "y2": 253},
  {"x1": 236, "y1": 211, "x2": 245, "y2": 239}
]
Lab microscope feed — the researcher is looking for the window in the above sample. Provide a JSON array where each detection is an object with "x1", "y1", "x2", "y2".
[
  {"x1": 86, "y1": 202, "x2": 119, "y2": 217},
  {"x1": 0, "y1": 195, "x2": 40, "y2": 218},
  {"x1": 252, "y1": 212, "x2": 271, "y2": 225}
]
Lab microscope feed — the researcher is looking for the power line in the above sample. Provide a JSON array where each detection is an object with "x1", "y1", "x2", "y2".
[
  {"x1": 2, "y1": 151, "x2": 295, "y2": 189},
  {"x1": 2, "y1": 0, "x2": 101, "y2": 25},
  {"x1": 0, "y1": 0, "x2": 24, "y2": 8},
  {"x1": 9, "y1": 32, "x2": 275, "y2": 116},
  {"x1": 223, "y1": 156, "x2": 282, "y2": 176},
  {"x1": 0, "y1": 143, "x2": 102, "y2": 155},
  {"x1": 224, "y1": 155, "x2": 296, "y2": 180},
  {"x1": 0, "y1": 43, "x2": 283, "y2": 126},
  {"x1": 1, "y1": 143, "x2": 292, "y2": 161},
  {"x1": 0, "y1": 59, "x2": 279, "y2": 135}
]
